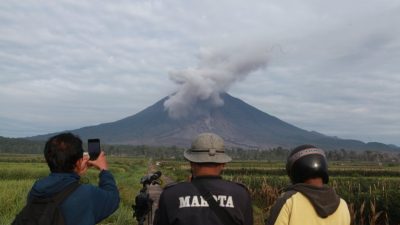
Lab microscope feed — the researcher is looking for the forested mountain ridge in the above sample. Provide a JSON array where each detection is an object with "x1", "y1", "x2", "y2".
[{"x1": 0, "y1": 136, "x2": 44, "y2": 154}]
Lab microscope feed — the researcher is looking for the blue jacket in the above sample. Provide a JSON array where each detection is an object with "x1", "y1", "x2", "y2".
[{"x1": 28, "y1": 170, "x2": 120, "y2": 225}]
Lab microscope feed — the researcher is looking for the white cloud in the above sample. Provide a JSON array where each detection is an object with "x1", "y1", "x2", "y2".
[{"x1": 0, "y1": 0, "x2": 399, "y2": 145}]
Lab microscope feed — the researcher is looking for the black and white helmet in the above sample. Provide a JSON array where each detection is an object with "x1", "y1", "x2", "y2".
[{"x1": 286, "y1": 144, "x2": 329, "y2": 184}]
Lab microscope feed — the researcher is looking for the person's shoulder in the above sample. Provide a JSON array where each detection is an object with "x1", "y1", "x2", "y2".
[
  {"x1": 339, "y1": 197, "x2": 350, "y2": 207},
  {"x1": 162, "y1": 181, "x2": 190, "y2": 191},
  {"x1": 159, "y1": 181, "x2": 193, "y2": 199},
  {"x1": 162, "y1": 181, "x2": 179, "y2": 190},
  {"x1": 222, "y1": 179, "x2": 250, "y2": 192}
]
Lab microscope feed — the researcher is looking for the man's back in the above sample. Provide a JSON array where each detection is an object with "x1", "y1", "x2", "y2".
[
  {"x1": 270, "y1": 191, "x2": 350, "y2": 225},
  {"x1": 29, "y1": 171, "x2": 120, "y2": 225},
  {"x1": 155, "y1": 176, "x2": 253, "y2": 225}
]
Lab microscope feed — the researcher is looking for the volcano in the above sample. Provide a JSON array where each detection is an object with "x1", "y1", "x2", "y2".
[{"x1": 31, "y1": 93, "x2": 398, "y2": 151}]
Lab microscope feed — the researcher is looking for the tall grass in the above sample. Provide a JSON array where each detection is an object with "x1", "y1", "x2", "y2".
[
  {"x1": 2, "y1": 156, "x2": 400, "y2": 225},
  {"x1": 0, "y1": 180, "x2": 34, "y2": 225},
  {"x1": 0, "y1": 156, "x2": 149, "y2": 225}
]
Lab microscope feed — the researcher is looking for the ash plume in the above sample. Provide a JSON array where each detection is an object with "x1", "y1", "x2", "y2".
[{"x1": 164, "y1": 45, "x2": 269, "y2": 118}]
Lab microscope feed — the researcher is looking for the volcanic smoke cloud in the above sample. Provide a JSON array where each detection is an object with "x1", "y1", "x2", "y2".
[{"x1": 164, "y1": 45, "x2": 269, "y2": 118}]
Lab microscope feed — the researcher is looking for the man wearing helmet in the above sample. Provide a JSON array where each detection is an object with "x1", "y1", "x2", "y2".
[
  {"x1": 154, "y1": 133, "x2": 253, "y2": 225},
  {"x1": 266, "y1": 144, "x2": 350, "y2": 225}
]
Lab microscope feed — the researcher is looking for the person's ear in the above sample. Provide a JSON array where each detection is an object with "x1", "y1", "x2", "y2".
[
  {"x1": 74, "y1": 157, "x2": 89, "y2": 176},
  {"x1": 74, "y1": 158, "x2": 82, "y2": 173}
]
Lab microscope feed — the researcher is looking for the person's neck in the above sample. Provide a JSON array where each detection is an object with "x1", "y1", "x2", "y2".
[
  {"x1": 190, "y1": 162, "x2": 224, "y2": 177},
  {"x1": 304, "y1": 177, "x2": 324, "y2": 187},
  {"x1": 193, "y1": 171, "x2": 220, "y2": 177}
]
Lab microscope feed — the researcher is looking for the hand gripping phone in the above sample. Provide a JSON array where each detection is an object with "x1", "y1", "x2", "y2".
[{"x1": 88, "y1": 138, "x2": 101, "y2": 160}]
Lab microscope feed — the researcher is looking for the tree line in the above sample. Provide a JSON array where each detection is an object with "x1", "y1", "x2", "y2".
[{"x1": 1, "y1": 136, "x2": 399, "y2": 162}]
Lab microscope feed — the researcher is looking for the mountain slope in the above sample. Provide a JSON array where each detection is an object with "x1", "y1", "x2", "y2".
[{"x1": 30, "y1": 93, "x2": 399, "y2": 151}]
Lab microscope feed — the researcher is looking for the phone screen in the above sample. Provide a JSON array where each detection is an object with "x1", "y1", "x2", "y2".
[{"x1": 88, "y1": 138, "x2": 101, "y2": 160}]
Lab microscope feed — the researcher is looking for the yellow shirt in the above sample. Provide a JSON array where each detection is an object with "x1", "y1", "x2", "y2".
[{"x1": 273, "y1": 192, "x2": 351, "y2": 225}]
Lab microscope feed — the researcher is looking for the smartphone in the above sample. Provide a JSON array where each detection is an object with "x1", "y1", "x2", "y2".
[{"x1": 88, "y1": 138, "x2": 101, "y2": 160}]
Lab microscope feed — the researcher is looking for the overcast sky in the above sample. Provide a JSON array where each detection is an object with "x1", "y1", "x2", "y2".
[{"x1": 1, "y1": 0, "x2": 399, "y2": 146}]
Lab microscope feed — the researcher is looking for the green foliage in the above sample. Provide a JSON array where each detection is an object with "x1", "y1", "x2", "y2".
[
  {"x1": 0, "y1": 155, "x2": 148, "y2": 225},
  {"x1": 0, "y1": 137, "x2": 44, "y2": 154},
  {"x1": 0, "y1": 180, "x2": 34, "y2": 224},
  {"x1": 0, "y1": 163, "x2": 49, "y2": 180},
  {"x1": 1, "y1": 135, "x2": 399, "y2": 162},
  {"x1": 386, "y1": 189, "x2": 400, "y2": 224},
  {"x1": 1, "y1": 152, "x2": 400, "y2": 225}
]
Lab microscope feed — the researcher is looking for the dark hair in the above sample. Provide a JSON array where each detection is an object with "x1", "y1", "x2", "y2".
[
  {"x1": 44, "y1": 132, "x2": 83, "y2": 173},
  {"x1": 286, "y1": 144, "x2": 329, "y2": 184}
]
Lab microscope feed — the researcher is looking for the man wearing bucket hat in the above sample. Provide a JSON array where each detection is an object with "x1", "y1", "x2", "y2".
[{"x1": 154, "y1": 133, "x2": 253, "y2": 225}]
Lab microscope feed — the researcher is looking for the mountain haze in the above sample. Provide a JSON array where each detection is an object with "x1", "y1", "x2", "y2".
[{"x1": 31, "y1": 93, "x2": 399, "y2": 151}]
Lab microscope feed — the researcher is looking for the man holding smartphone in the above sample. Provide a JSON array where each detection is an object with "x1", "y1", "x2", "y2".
[{"x1": 16, "y1": 132, "x2": 120, "y2": 225}]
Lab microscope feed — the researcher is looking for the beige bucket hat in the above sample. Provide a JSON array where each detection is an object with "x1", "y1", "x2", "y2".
[{"x1": 184, "y1": 133, "x2": 232, "y2": 163}]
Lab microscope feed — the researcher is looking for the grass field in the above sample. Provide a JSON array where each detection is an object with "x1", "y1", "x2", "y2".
[
  {"x1": 0, "y1": 154, "x2": 149, "y2": 225},
  {"x1": 1, "y1": 154, "x2": 400, "y2": 225}
]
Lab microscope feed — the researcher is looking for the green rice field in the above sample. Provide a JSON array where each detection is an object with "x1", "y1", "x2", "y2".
[{"x1": 1, "y1": 154, "x2": 400, "y2": 225}]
